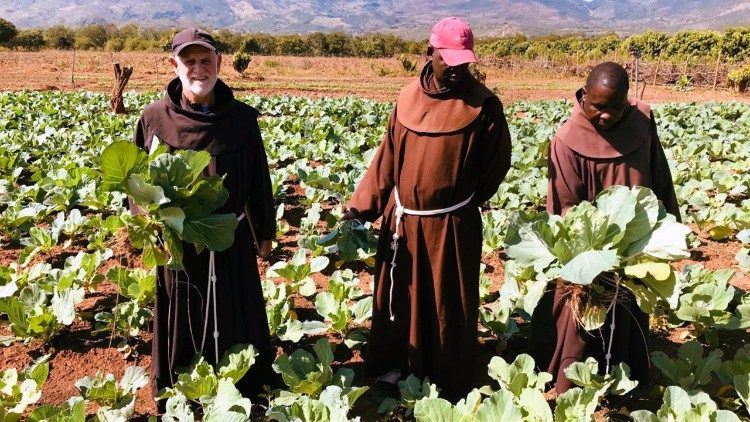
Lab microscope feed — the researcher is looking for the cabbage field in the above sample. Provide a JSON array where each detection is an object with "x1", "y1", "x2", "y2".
[{"x1": 0, "y1": 90, "x2": 749, "y2": 421}]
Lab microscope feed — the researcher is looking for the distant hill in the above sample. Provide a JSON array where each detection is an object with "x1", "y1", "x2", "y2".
[{"x1": 2, "y1": 0, "x2": 749, "y2": 36}]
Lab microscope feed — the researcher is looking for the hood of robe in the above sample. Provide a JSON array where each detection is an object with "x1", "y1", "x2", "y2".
[
  {"x1": 555, "y1": 88, "x2": 652, "y2": 159},
  {"x1": 144, "y1": 77, "x2": 255, "y2": 154},
  {"x1": 395, "y1": 62, "x2": 495, "y2": 134}
]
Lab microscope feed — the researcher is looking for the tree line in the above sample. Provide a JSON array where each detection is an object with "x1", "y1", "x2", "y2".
[
  {"x1": 1, "y1": 17, "x2": 749, "y2": 62},
  {"x1": 0, "y1": 19, "x2": 424, "y2": 57},
  {"x1": 476, "y1": 29, "x2": 750, "y2": 63}
]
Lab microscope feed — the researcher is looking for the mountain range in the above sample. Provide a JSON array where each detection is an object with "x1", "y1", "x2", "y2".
[{"x1": 2, "y1": 0, "x2": 749, "y2": 36}]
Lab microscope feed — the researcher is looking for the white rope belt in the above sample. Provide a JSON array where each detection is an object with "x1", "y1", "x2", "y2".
[
  {"x1": 604, "y1": 282, "x2": 619, "y2": 375},
  {"x1": 388, "y1": 188, "x2": 474, "y2": 322},
  {"x1": 200, "y1": 212, "x2": 245, "y2": 360}
]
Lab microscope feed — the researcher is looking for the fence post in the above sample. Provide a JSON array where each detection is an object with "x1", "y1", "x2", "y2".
[
  {"x1": 629, "y1": 46, "x2": 643, "y2": 99},
  {"x1": 71, "y1": 49, "x2": 76, "y2": 87},
  {"x1": 713, "y1": 52, "x2": 722, "y2": 90},
  {"x1": 653, "y1": 54, "x2": 661, "y2": 86},
  {"x1": 634, "y1": 55, "x2": 640, "y2": 99}
]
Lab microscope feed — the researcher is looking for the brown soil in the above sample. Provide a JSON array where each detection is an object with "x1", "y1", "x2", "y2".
[
  {"x1": 677, "y1": 225, "x2": 749, "y2": 290},
  {"x1": 1, "y1": 51, "x2": 749, "y2": 104}
]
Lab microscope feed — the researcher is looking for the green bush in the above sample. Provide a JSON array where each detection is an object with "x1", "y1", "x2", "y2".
[
  {"x1": 10, "y1": 29, "x2": 45, "y2": 51},
  {"x1": 400, "y1": 54, "x2": 416, "y2": 73},
  {"x1": 232, "y1": 51, "x2": 251, "y2": 75},
  {"x1": 123, "y1": 37, "x2": 152, "y2": 51},
  {"x1": 44, "y1": 25, "x2": 75, "y2": 49},
  {"x1": 594, "y1": 34, "x2": 622, "y2": 55},
  {"x1": 728, "y1": 65, "x2": 750, "y2": 93},
  {"x1": 214, "y1": 28, "x2": 244, "y2": 53},
  {"x1": 105, "y1": 38, "x2": 125, "y2": 52},
  {"x1": 476, "y1": 35, "x2": 529, "y2": 58},
  {"x1": 721, "y1": 27, "x2": 750, "y2": 62},
  {"x1": 0, "y1": 17, "x2": 18, "y2": 45},
  {"x1": 622, "y1": 31, "x2": 669, "y2": 59},
  {"x1": 665, "y1": 30, "x2": 721, "y2": 59},
  {"x1": 73, "y1": 24, "x2": 111, "y2": 50}
]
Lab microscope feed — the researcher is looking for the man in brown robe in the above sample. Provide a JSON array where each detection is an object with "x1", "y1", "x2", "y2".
[
  {"x1": 131, "y1": 28, "x2": 277, "y2": 407},
  {"x1": 532, "y1": 62, "x2": 680, "y2": 394},
  {"x1": 344, "y1": 17, "x2": 512, "y2": 401}
]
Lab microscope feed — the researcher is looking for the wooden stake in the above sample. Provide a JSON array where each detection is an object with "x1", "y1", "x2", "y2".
[{"x1": 110, "y1": 62, "x2": 133, "y2": 114}]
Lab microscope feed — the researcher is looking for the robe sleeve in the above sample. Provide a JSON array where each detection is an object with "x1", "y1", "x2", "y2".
[
  {"x1": 648, "y1": 115, "x2": 681, "y2": 222},
  {"x1": 473, "y1": 97, "x2": 513, "y2": 204},
  {"x1": 347, "y1": 109, "x2": 397, "y2": 222},
  {"x1": 547, "y1": 136, "x2": 585, "y2": 216},
  {"x1": 133, "y1": 116, "x2": 147, "y2": 151},
  {"x1": 246, "y1": 119, "x2": 277, "y2": 240}
]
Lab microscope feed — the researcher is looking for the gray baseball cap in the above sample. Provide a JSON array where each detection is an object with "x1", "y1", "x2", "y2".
[{"x1": 172, "y1": 28, "x2": 217, "y2": 55}]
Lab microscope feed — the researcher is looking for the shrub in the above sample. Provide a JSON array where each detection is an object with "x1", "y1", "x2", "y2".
[
  {"x1": 0, "y1": 17, "x2": 17, "y2": 45},
  {"x1": 232, "y1": 51, "x2": 251, "y2": 75},
  {"x1": 10, "y1": 29, "x2": 45, "y2": 51},
  {"x1": 728, "y1": 65, "x2": 750, "y2": 93},
  {"x1": 400, "y1": 54, "x2": 416, "y2": 73},
  {"x1": 44, "y1": 25, "x2": 75, "y2": 50}
]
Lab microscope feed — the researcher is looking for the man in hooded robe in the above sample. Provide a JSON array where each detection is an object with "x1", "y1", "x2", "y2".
[
  {"x1": 131, "y1": 28, "x2": 277, "y2": 406},
  {"x1": 344, "y1": 17, "x2": 512, "y2": 401},
  {"x1": 532, "y1": 61, "x2": 680, "y2": 394}
]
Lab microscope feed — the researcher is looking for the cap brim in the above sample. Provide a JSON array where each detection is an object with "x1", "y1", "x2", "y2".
[
  {"x1": 173, "y1": 41, "x2": 216, "y2": 56},
  {"x1": 439, "y1": 48, "x2": 477, "y2": 67}
]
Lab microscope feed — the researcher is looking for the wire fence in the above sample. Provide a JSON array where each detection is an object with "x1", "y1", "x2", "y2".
[{"x1": 480, "y1": 54, "x2": 746, "y2": 91}]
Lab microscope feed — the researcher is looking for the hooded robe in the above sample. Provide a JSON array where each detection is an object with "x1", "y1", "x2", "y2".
[
  {"x1": 348, "y1": 63, "x2": 512, "y2": 400},
  {"x1": 132, "y1": 78, "x2": 277, "y2": 399},
  {"x1": 532, "y1": 88, "x2": 680, "y2": 393}
]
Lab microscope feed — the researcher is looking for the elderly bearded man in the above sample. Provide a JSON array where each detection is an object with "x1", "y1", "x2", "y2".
[{"x1": 131, "y1": 28, "x2": 277, "y2": 409}]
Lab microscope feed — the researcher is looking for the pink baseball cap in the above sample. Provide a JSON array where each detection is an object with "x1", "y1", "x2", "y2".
[{"x1": 429, "y1": 17, "x2": 477, "y2": 67}]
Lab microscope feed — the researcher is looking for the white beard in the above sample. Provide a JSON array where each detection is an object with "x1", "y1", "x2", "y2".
[{"x1": 179, "y1": 74, "x2": 216, "y2": 99}]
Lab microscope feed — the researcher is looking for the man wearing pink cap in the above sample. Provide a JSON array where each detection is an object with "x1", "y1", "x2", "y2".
[{"x1": 343, "y1": 17, "x2": 512, "y2": 401}]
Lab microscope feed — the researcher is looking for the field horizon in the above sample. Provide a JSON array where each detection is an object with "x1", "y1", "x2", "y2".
[{"x1": 1, "y1": 51, "x2": 749, "y2": 104}]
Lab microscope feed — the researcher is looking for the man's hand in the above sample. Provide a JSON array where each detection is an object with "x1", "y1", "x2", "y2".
[
  {"x1": 340, "y1": 208, "x2": 361, "y2": 222},
  {"x1": 258, "y1": 240, "x2": 272, "y2": 259}
]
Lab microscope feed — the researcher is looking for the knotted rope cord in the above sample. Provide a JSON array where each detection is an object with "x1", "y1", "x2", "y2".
[
  {"x1": 603, "y1": 274, "x2": 620, "y2": 376},
  {"x1": 388, "y1": 187, "x2": 475, "y2": 321},
  {"x1": 200, "y1": 212, "x2": 246, "y2": 361}
]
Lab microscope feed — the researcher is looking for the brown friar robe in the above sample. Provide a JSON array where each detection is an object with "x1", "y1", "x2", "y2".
[
  {"x1": 132, "y1": 78, "x2": 277, "y2": 400},
  {"x1": 348, "y1": 63, "x2": 512, "y2": 400},
  {"x1": 532, "y1": 88, "x2": 680, "y2": 393}
]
